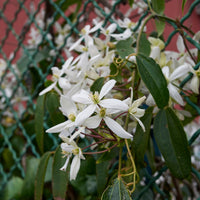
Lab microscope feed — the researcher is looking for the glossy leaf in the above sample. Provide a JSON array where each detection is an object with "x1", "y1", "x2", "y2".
[
  {"x1": 52, "y1": 146, "x2": 68, "y2": 200},
  {"x1": 155, "y1": 19, "x2": 165, "y2": 37},
  {"x1": 116, "y1": 37, "x2": 134, "y2": 59},
  {"x1": 154, "y1": 107, "x2": 191, "y2": 179},
  {"x1": 34, "y1": 152, "x2": 52, "y2": 200},
  {"x1": 133, "y1": 107, "x2": 153, "y2": 167},
  {"x1": 152, "y1": 0, "x2": 165, "y2": 14},
  {"x1": 136, "y1": 54, "x2": 169, "y2": 108},
  {"x1": 101, "y1": 178, "x2": 131, "y2": 200},
  {"x1": 35, "y1": 95, "x2": 45, "y2": 153},
  {"x1": 138, "y1": 33, "x2": 151, "y2": 56},
  {"x1": 90, "y1": 77, "x2": 105, "y2": 93}
]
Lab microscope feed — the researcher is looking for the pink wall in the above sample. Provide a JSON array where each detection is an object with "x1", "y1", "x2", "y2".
[{"x1": 0, "y1": 0, "x2": 199, "y2": 60}]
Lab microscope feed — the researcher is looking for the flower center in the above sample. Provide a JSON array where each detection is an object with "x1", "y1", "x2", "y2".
[
  {"x1": 91, "y1": 92, "x2": 100, "y2": 104},
  {"x1": 72, "y1": 148, "x2": 80, "y2": 155},
  {"x1": 68, "y1": 113, "x2": 76, "y2": 122},
  {"x1": 99, "y1": 108, "x2": 106, "y2": 118},
  {"x1": 196, "y1": 69, "x2": 200, "y2": 77}
]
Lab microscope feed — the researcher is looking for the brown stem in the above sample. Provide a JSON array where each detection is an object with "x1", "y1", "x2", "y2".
[
  {"x1": 172, "y1": 177, "x2": 183, "y2": 200},
  {"x1": 83, "y1": 143, "x2": 118, "y2": 154}
]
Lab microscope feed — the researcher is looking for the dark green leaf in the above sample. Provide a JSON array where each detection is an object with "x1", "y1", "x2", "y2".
[
  {"x1": 110, "y1": 63, "x2": 122, "y2": 83},
  {"x1": 133, "y1": 107, "x2": 153, "y2": 167},
  {"x1": 136, "y1": 54, "x2": 169, "y2": 108},
  {"x1": 35, "y1": 95, "x2": 45, "y2": 153},
  {"x1": 17, "y1": 47, "x2": 50, "y2": 75},
  {"x1": 116, "y1": 37, "x2": 134, "y2": 59},
  {"x1": 101, "y1": 178, "x2": 131, "y2": 200},
  {"x1": 152, "y1": 0, "x2": 165, "y2": 14},
  {"x1": 155, "y1": 19, "x2": 165, "y2": 37},
  {"x1": 90, "y1": 77, "x2": 105, "y2": 93},
  {"x1": 182, "y1": 0, "x2": 187, "y2": 13},
  {"x1": 52, "y1": 146, "x2": 68, "y2": 200},
  {"x1": 21, "y1": 157, "x2": 40, "y2": 199},
  {"x1": 34, "y1": 152, "x2": 52, "y2": 200},
  {"x1": 138, "y1": 33, "x2": 151, "y2": 56},
  {"x1": 46, "y1": 92, "x2": 65, "y2": 125},
  {"x1": 154, "y1": 107, "x2": 191, "y2": 179},
  {"x1": 96, "y1": 161, "x2": 110, "y2": 194},
  {"x1": 132, "y1": 184, "x2": 154, "y2": 200}
]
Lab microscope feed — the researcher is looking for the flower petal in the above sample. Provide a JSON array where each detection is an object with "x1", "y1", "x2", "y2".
[
  {"x1": 100, "y1": 99, "x2": 129, "y2": 111},
  {"x1": 39, "y1": 82, "x2": 57, "y2": 96},
  {"x1": 170, "y1": 63, "x2": 190, "y2": 81},
  {"x1": 46, "y1": 120, "x2": 72, "y2": 133},
  {"x1": 60, "y1": 95, "x2": 77, "y2": 116},
  {"x1": 84, "y1": 115, "x2": 102, "y2": 129},
  {"x1": 70, "y1": 155, "x2": 80, "y2": 181},
  {"x1": 72, "y1": 89, "x2": 92, "y2": 104},
  {"x1": 99, "y1": 79, "x2": 116, "y2": 99},
  {"x1": 168, "y1": 83, "x2": 184, "y2": 106},
  {"x1": 60, "y1": 156, "x2": 71, "y2": 171},
  {"x1": 75, "y1": 104, "x2": 97, "y2": 125},
  {"x1": 104, "y1": 117, "x2": 133, "y2": 139}
]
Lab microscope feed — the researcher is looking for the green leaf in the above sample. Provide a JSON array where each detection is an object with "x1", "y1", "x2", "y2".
[
  {"x1": 116, "y1": 37, "x2": 134, "y2": 59},
  {"x1": 138, "y1": 33, "x2": 151, "y2": 56},
  {"x1": 182, "y1": 0, "x2": 187, "y2": 13},
  {"x1": 17, "y1": 47, "x2": 50, "y2": 74},
  {"x1": 128, "y1": 0, "x2": 134, "y2": 6},
  {"x1": 21, "y1": 157, "x2": 40, "y2": 199},
  {"x1": 155, "y1": 19, "x2": 165, "y2": 37},
  {"x1": 154, "y1": 107, "x2": 191, "y2": 179},
  {"x1": 46, "y1": 92, "x2": 65, "y2": 125},
  {"x1": 96, "y1": 161, "x2": 110, "y2": 194},
  {"x1": 3, "y1": 177, "x2": 24, "y2": 200},
  {"x1": 101, "y1": 178, "x2": 131, "y2": 200},
  {"x1": 90, "y1": 77, "x2": 105, "y2": 93},
  {"x1": 136, "y1": 54, "x2": 169, "y2": 108},
  {"x1": 35, "y1": 95, "x2": 45, "y2": 153},
  {"x1": 133, "y1": 107, "x2": 153, "y2": 167},
  {"x1": 34, "y1": 152, "x2": 52, "y2": 200},
  {"x1": 152, "y1": 0, "x2": 165, "y2": 14},
  {"x1": 132, "y1": 184, "x2": 154, "y2": 200},
  {"x1": 110, "y1": 63, "x2": 122, "y2": 83},
  {"x1": 52, "y1": 146, "x2": 68, "y2": 200}
]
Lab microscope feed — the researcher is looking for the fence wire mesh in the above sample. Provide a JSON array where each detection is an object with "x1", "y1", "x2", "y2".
[{"x1": 0, "y1": 0, "x2": 200, "y2": 199}]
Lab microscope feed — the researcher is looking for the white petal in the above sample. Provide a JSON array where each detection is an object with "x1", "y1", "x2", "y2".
[
  {"x1": 60, "y1": 95, "x2": 77, "y2": 116},
  {"x1": 72, "y1": 89, "x2": 92, "y2": 104},
  {"x1": 60, "y1": 156, "x2": 71, "y2": 171},
  {"x1": 177, "y1": 35, "x2": 185, "y2": 53},
  {"x1": 70, "y1": 155, "x2": 80, "y2": 181},
  {"x1": 62, "y1": 56, "x2": 73, "y2": 71},
  {"x1": 99, "y1": 79, "x2": 116, "y2": 99},
  {"x1": 190, "y1": 76, "x2": 199, "y2": 94},
  {"x1": 104, "y1": 117, "x2": 133, "y2": 139},
  {"x1": 39, "y1": 82, "x2": 57, "y2": 96},
  {"x1": 84, "y1": 115, "x2": 102, "y2": 129},
  {"x1": 46, "y1": 120, "x2": 71, "y2": 133},
  {"x1": 75, "y1": 104, "x2": 97, "y2": 125},
  {"x1": 133, "y1": 116, "x2": 145, "y2": 132},
  {"x1": 168, "y1": 83, "x2": 184, "y2": 106},
  {"x1": 170, "y1": 63, "x2": 190, "y2": 81},
  {"x1": 162, "y1": 66, "x2": 169, "y2": 80},
  {"x1": 150, "y1": 46, "x2": 160, "y2": 60},
  {"x1": 107, "y1": 23, "x2": 117, "y2": 34},
  {"x1": 69, "y1": 36, "x2": 83, "y2": 51},
  {"x1": 100, "y1": 99, "x2": 129, "y2": 111}
]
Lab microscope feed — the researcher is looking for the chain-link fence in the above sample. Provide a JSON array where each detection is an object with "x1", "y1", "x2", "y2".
[{"x1": 0, "y1": 0, "x2": 200, "y2": 199}]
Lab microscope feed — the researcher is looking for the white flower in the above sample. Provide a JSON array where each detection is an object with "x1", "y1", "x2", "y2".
[
  {"x1": 188, "y1": 67, "x2": 200, "y2": 94},
  {"x1": 59, "y1": 138, "x2": 85, "y2": 181},
  {"x1": 125, "y1": 88, "x2": 146, "y2": 131},
  {"x1": 72, "y1": 79, "x2": 129, "y2": 125},
  {"x1": 162, "y1": 64, "x2": 190, "y2": 106},
  {"x1": 84, "y1": 107, "x2": 133, "y2": 139},
  {"x1": 39, "y1": 57, "x2": 73, "y2": 96},
  {"x1": 46, "y1": 96, "x2": 77, "y2": 136}
]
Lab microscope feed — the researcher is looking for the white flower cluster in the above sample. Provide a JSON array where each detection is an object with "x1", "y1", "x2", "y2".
[{"x1": 39, "y1": 14, "x2": 200, "y2": 180}]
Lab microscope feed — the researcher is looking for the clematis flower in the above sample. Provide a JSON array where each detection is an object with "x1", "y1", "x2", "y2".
[
  {"x1": 125, "y1": 88, "x2": 146, "y2": 131},
  {"x1": 59, "y1": 137, "x2": 85, "y2": 181},
  {"x1": 46, "y1": 95, "x2": 78, "y2": 137},
  {"x1": 84, "y1": 107, "x2": 133, "y2": 139},
  {"x1": 39, "y1": 57, "x2": 73, "y2": 96},
  {"x1": 162, "y1": 64, "x2": 190, "y2": 106},
  {"x1": 72, "y1": 79, "x2": 129, "y2": 125}
]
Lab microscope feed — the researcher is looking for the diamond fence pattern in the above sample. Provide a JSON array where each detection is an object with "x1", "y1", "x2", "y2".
[{"x1": 0, "y1": 0, "x2": 200, "y2": 198}]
